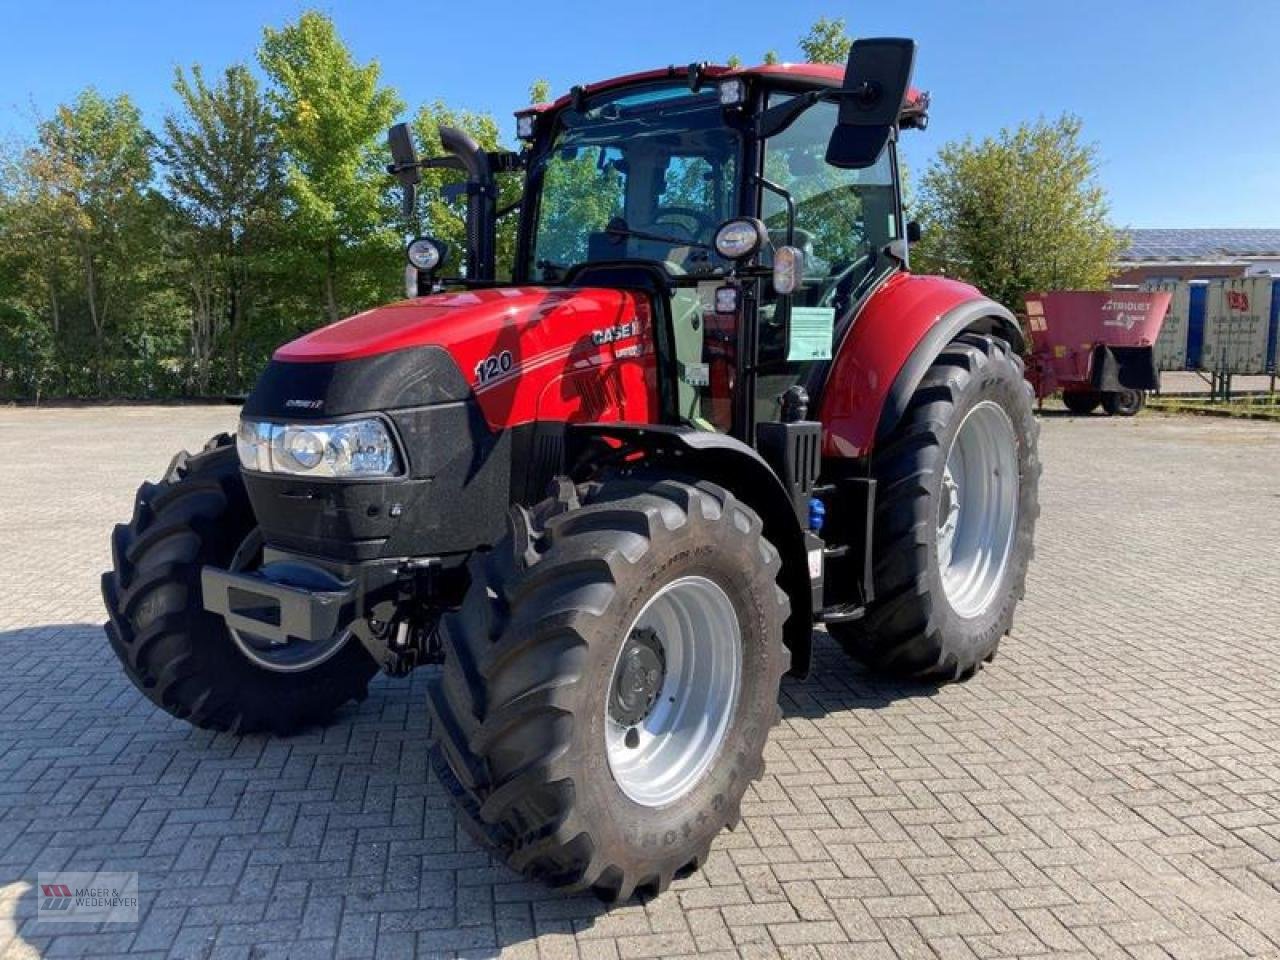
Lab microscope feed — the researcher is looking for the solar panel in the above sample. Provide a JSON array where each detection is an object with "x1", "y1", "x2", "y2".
[{"x1": 1118, "y1": 228, "x2": 1280, "y2": 261}]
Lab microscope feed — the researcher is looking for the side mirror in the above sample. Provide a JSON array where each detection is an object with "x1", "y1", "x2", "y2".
[
  {"x1": 826, "y1": 38, "x2": 917, "y2": 170},
  {"x1": 906, "y1": 220, "x2": 922, "y2": 244},
  {"x1": 387, "y1": 122, "x2": 420, "y2": 221}
]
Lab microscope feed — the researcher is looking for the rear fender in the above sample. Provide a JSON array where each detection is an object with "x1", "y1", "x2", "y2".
[
  {"x1": 819, "y1": 274, "x2": 1024, "y2": 459},
  {"x1": 569, "y1": 423, "x2": 815, "y2": 677}
]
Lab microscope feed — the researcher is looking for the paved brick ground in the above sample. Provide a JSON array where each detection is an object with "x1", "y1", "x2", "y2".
[{"x1": 1, "y1": 405, "x2": 1279, "y2": 959}]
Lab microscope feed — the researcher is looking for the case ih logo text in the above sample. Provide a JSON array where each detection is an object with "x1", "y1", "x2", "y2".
[
  {"x1": 592, "y1": 320, "x2": 640, "y2": 347},
  {"x1": 1226, "y1": 290, "x2": 1250, "y2": 311}
]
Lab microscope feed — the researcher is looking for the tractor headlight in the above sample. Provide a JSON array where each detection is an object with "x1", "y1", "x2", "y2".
[
  {"x1": 406, "y1": 236, "x2": 444, "y2": 272},
  {"x1": 714, "y1": 218, "x2": 767, "y2": 261},
  {"x1": 236, "y1": 418, "x2": 401, "y2": 478}
]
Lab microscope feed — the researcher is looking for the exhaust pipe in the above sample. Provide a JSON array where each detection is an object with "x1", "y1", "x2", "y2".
[{"x1": 439, "y1": 125, "x2": 497, "y2": 284}]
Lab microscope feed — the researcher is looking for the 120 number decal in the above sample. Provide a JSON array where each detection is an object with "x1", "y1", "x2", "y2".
[{"x1": 474, "y1": 350, "x2": 514, "y2": 384}]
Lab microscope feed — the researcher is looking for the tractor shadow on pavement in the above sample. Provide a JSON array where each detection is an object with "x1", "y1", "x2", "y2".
[
  {"x1": 779, "y1": 628, "x2": 946, "y2": 720},
  {"x1": 0, "y1": 623, "x2": 942, "y2": 953}
]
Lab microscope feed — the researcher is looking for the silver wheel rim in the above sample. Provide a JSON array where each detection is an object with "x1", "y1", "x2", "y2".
[
  {"x1": 937, "y1": 401, "x2": 1020, "y2": 619},
  {"x1": 226, "y1": 530, "x2": 354, "y2": 674},
  {"x1": 605, "y1": 575, "x2": 742, "y2": 808}
]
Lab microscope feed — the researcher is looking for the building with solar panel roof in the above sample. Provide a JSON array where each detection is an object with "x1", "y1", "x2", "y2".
[{"x1": 1113, "y1": 229, "x2": 1280, "y2": 286}]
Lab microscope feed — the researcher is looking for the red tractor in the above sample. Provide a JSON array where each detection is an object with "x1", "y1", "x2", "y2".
[{"x1": 102, "y1": 40, "x2": 1039, "y2": 901}]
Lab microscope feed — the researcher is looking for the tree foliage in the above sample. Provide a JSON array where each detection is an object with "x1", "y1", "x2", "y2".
[
  {"x1": 529, "y1": 79, "x2": 551, "y2": 105},
  {"x1": 159, "y1": 64, "x2": 283, "y2": 391},
  {"x1": 259, "y1": 11, "x2": 403, "y2": 322},
  {"x1": 798, "y1": 17, "x2": 852, "y2": 64},
  {"x1": 912, "y1": 115, "x2": 1119, "y2": 310},
  {"x1": 0, "y1": 88, "x2": 159, "y2": 393}
]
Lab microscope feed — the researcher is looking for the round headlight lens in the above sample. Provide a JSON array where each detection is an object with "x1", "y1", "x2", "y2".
[
  {"x1": 406, "y1": 236, "x2": 443, "y2": 272},
  {"x1": 714, "y1": 218, "x2": 766, "y2": 260},
  {"x1": 281, "y1": 428, "x2": 325, "y2": 471}
]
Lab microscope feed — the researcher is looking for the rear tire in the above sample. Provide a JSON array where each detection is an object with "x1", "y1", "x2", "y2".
[
  {"x1": 831, "y1": 333, "x2": 1040, "y2": 679},
  {"x1": 427, "y1": 477, "x2": 789, "y2": 901},
  {"x1": 101, "y1": 436, "x2": 378, "y2": 734},
  {"x1": 1102, "y1": 388, "x2": 1144, "y2": 416},
  {"x1": 1061, "y1": 390, "x2": 1101, "y2": 415}
]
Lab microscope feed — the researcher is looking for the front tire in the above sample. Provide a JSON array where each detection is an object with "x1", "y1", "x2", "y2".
[
  {"x1": 831, "y1": 333, "x2": 1040, "y2": 679},
  {"x1": 427, "y1": 477, "x2": 789, "y2": 901},
  {"x1": 101, "y1": 436, "x2": 378, "y2": 734}
]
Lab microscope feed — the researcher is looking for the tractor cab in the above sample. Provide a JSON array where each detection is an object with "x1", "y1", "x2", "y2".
[{"x1": 391, "y1": 41, "x2": 925, "y2": 442}]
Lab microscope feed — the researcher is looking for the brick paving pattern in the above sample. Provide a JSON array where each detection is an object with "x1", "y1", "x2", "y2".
[{"x1": 1, "y1": 404, "x2": 1278, "y2": 959}]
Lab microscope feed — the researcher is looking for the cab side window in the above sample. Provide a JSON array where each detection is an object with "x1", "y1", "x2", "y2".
[{"x1": 761, "y1": 98, "x2": 897, "y2": 305}]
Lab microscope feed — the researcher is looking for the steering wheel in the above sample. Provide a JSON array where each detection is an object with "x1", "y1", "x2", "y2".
[
  {"x1": 653, "y1": 205, "x2": 714, "y2": 240},
  {"x1": 818, "y1": 251, "x2": 873, "y2": 308}
]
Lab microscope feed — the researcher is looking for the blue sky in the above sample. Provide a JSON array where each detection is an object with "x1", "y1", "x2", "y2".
[{"x1": 2, "y1": 0, "x2": 1278, "y2": 228}]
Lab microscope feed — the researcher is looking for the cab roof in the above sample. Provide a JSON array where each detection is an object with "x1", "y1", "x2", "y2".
[{"x1": 516, "y1": 62, "x2": 926, "y2": 125}]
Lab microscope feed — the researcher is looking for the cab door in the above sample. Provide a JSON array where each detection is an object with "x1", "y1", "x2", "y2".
[{"x1": 755, "y1": 95, "x2": 902, "y2": 425}]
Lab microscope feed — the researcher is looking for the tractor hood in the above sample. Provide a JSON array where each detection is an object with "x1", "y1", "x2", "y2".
[{"x1": 244, "y1": 287, "x2": 659, "y2": 429}]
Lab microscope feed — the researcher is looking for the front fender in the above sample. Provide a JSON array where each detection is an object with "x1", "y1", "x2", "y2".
[{"x1": 818, "y1": 273, "x2": 1023, "y2": 459}]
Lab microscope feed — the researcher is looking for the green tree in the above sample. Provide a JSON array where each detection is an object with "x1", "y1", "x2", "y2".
[
  {"x1": 0, "y1": 144, "x2": 76, "y2": 356},
  {"x1": 529, "y1": 78, "x2": 552, "y2": 105},
  {"x1": 798, "y1": 16, "x2": 852, "y2": 64},
  {"x1": 0, "y1": 301, "x2": 56, "y2": 401},
  {"x1": 912, "y1": 115, "x2": 1119, "y2": 310},
  {"x1": 159, "y1": 63, "x2": 283, "y2": 391},
  {"x1": 15, "y1": 89, "x2": 156, "y2": 392},
  {"x1": 762, "y1": 50, "x2": 780, "y2": 65},
  {"x1": 259, "y1": 11, "x2": 403, "y2": 323}
]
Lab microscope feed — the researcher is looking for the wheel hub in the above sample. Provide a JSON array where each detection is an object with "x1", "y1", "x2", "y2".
[
  {"x1": 604, "y1": 575, "x2": 743, "y2": 808},
  {"x1": 937, "y1": 465, "x2": 961, "y2": 569},
  {"x1": 936, "y1": 401, "x2": 1020, "y2": 619},
  {"x1": 609, "y1": 628, "x2": 666, "y2": 726}
]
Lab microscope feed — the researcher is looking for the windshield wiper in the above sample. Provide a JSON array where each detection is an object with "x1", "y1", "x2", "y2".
[{"x1": 604, "y1": 219, "x2": 712, "y2": 251}]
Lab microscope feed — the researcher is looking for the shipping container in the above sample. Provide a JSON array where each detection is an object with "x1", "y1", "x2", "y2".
[{"x1": 1202, "y1": 277, "x2": 1273, "y2": 374}]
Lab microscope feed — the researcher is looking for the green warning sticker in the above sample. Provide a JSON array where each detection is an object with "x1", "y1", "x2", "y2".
[{"x1": 787, "y1": 306, "x2": 836, "y2": 361}]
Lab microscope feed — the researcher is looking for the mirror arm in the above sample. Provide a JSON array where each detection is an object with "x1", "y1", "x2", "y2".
[
  {"x1": 754, "y1": 175, "x2": 795, "y2": 248},
  {"x1": 753, "y1": 88, "x2": 841, "y2": 140}
]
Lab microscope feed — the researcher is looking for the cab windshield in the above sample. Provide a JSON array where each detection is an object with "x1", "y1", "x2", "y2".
[{"x1": 529, "y1": 84, "x2": 740, "y2": 281}]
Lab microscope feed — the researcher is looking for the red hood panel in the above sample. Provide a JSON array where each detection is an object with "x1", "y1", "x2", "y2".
[
  {"x1": 275, "y1": 287, "x2": 630, "y2": 362},
  {"x1": 274, "y1": 286, "x2": 659, "y2": 430}
]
